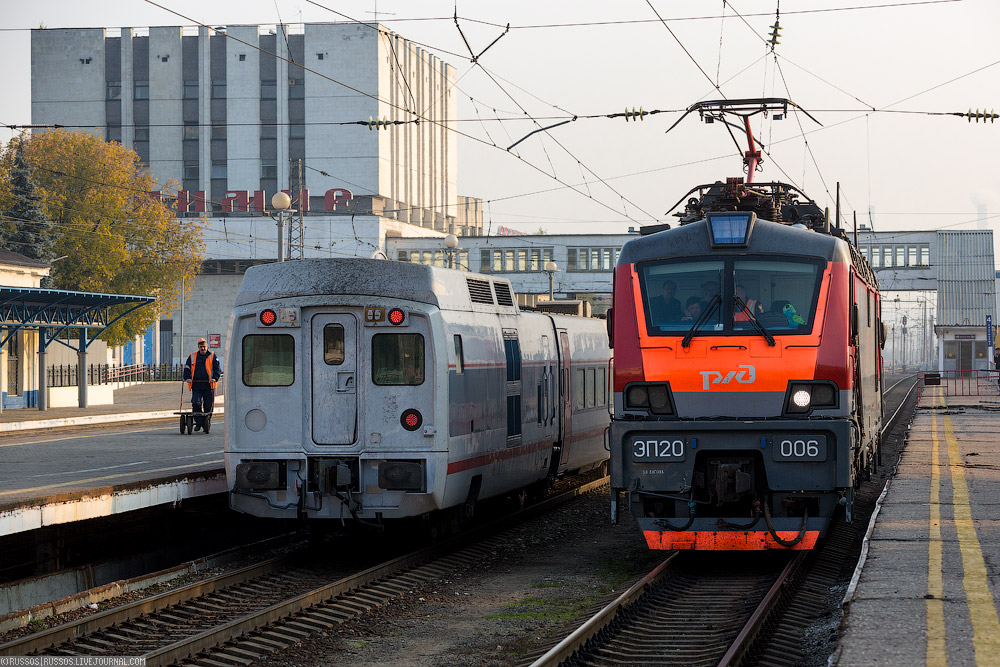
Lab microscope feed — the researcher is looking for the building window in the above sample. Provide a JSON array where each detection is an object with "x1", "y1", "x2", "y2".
[
  {"x1": 212, "y1": 125, "x2": 226, "y2": 140},
  {"x1": 289, "y1": 124, "x2": 305, "y2": 139},
  {"x1": 184, "y1": 122, "x2": 199, "y2": 140},
  {"x1": 106, "y1": 125, "x2": 122, "y2": 143},
  {"x1": 567, "y1": 247, "x2": 620, "y2": 272},
  {"x1": 239, "y1": 54, "x2": 247, "y2": 62},
  {"x1": 106, "y1": 83, "x2": 121, "y2": 100},
  {"x1": 480, "y1": 249, "x2": 492, "y2": 273},
  {"x1": 895, "y1": 246, "x2": 904, "y2": 267},
  {"x1": 183, "y1": 80, "x2": 199, "y2": 99},
  {"x1": 261, "y1": 80, "x2": 277, "y2": 99},
  {"x1": 133, "y1": 127, "x2": 149, "y2": 142},
  {"x1": 289, "y1": 79, "x2": 304, "y2": 98},
  {"x1": 211, "y1": 162, "x2": 227, "y2": 179},
  {"x1": 212, "y1": 82, "x2": 226, "y2": 99},
  {"x1": 908, "y1": 246, "x2": 917, "y2": 267},
  {"x1": 317, "y1": 53, "x2": 324, "y2": 60},
  {"x1": 261, "y1": 161, "x2": 277, "y2": 179},
  {"x1": 920, "y1": 245, "x2": 930, "y2": 266},
  {"x1": 183, "y1": 164, "x2": 199, "y2": 180},
  {"x1": 134, "y1": 81, "x2": 149, "y2": 99},
  {"x1": 261, "y1": 124, "x2": 277, "y2": 139}
]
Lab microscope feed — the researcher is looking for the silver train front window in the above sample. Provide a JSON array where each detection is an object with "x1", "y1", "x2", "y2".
[
  {"x1": 242, "y1": 334, "x2": 295, "y2": 386},
  {"x1": 638, "y1": 256, "x2": 824, "y2": 336},
  {"x1": 323, "y1": 324, "x2": 345, "y2": 365},
  {"x1": 372, "y1": 333, "x2": 425, "y2": 386}
]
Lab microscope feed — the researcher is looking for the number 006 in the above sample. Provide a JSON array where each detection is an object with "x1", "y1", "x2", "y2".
[{"x1": 779, "y1": 439, "x2": 820, "y2": 458}]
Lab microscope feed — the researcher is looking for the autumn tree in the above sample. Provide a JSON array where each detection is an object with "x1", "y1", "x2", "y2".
[
  {"x1": 0, "y1": 137, "x2": 55, "y2": 261},
  {"x1": 6, "y1": 129, "x2": 205, "y2": 345}
]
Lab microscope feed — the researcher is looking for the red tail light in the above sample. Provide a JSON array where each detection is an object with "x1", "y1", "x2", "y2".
[
  {"x1": 259, "y1": 309, "x2": 277, "y2": 326},
  {"x1": 388, "y1": 308, "x2": 405, "y2": 325},
  {"x1": 400, "y1": 409, "x2": 422, "y2": 431}
]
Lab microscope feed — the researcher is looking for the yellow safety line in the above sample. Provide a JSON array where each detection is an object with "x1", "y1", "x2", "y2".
[
  {"x1": 0, "y1": 460, "x2": 225, "y2": 498},
  {"x1": 927, "y1": 404, "x2": 946, "y2": 665},
  {"x1": 942, "y1": 397, "x2": 1000, "y2": 664}
]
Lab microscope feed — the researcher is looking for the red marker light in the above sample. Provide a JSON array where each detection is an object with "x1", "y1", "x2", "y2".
[
  {"x1": 259, "y1": 309, "x2": 277, "y2": 326},
  {"x1": 400, "y1": 408, "x2": 423, "y2": 431},
  {"x1": 388, "y1": 308, "x2": 405, "y2": 325}
]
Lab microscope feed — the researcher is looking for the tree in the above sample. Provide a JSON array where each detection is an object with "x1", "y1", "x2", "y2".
[
  {"x1": 3, "y1": 129, "x2": 206, "y2": 345},
  {"x1": 0, "y1": 137, "x2": 56, "y2": 261}
]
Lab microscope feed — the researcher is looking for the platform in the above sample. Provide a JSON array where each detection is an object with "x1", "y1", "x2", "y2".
[
  {"x1": 836, "y1": 390, "x2": 1000, "y2": 665},
  {"x1": 0, "y1": 383, "x2": 226, "y2": 537}
]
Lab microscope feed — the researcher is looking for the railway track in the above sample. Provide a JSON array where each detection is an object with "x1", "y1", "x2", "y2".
[
  {"x1": 526, "y1": 376, "x2": 920, "y2": 667},
  {"x1": 0, "y1": 476, "x2": 608, "y2": 665}
]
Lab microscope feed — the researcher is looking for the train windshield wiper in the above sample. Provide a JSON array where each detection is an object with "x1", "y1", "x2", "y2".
[
  {"x1": 681, "y1": 293, "x2": 721, "y2": 348},
  {"x1": 735, "y1": 296, "x2": 775, "y2": 346}
]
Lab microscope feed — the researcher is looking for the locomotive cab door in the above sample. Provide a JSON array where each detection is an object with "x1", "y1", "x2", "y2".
[{"x1": 311, "y1": 313, "x2": 358, "y2": 444}]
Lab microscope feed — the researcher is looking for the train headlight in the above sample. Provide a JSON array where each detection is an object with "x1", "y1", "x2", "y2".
[
  {"x1": 792, "y1": 390, "x2": 812, "y2": 408},
  {"x1": 624, "y1": 382, "x2": 675, "y2": 416},
  {"x1": 784, "y1": 381, "x2": 839, "y2": 415},
  {"x1": 235, "y1": 461, "x2": 283, "y2": 490},
  {"x1": 378, "y1": 461, "x2": 424, "y2": 492},
  {"x1": 626, "y1": 385, "x2": 649, "y2": 408}
]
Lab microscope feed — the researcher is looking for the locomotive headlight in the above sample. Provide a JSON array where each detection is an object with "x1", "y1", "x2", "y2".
[
  {"x1": 784, "y1": 381, "x2": 839, "y2": 415},
  {"x1": 792, "y1": 390, "x2": 812, "y2": 408},
  {"x1": 625, "y1": 383, "x2": 675, "y2": 415},
  {"x1": 626, "y1": 385, "x2": 649, "y2": 408}
]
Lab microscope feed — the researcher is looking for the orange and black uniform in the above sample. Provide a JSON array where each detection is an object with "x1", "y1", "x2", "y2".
[{"x1": 184, "y1": 349, "x2": 222, "y2": 429}]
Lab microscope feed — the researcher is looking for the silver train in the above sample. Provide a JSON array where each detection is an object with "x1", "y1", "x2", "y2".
[{"x1": 225, "y1": 258, "x2": 610, "y2": 527}]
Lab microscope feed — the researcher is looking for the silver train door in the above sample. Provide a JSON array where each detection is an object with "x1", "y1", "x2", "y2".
[
  {"x1": 311, "y1": 313, "x2": 358, "y2": 444},
  {"x1": 558, "y1": 330, "x2": 572, "y2": 470}
]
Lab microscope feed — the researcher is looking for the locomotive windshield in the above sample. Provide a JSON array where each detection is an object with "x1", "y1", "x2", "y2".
[{"x1": 639, "y1": 256, "x2": 824, "y2": 336}]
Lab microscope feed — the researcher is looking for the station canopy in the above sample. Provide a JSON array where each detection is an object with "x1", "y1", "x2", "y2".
[{"x1": 0, "y1": 286, "x2": 155, "y2": 349}]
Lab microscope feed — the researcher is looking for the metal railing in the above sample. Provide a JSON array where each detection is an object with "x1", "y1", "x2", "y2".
[
  {"x1": 918, "y1": 370, "x2": 1000, "y2": 398},
  {"x1": 46, "y1": 363, "x2": 188, "y2": 387}
]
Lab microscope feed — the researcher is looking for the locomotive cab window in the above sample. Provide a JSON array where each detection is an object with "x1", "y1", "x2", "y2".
[
  {"x1": 372, "y1": 333, "x2": 425, "y2": 385},
  {"x1": 243, "y1": 334, "x2": 295, "y2": 386},
  {"x1": 638, "y1": 256, "x2": 824, "y2": 336}
]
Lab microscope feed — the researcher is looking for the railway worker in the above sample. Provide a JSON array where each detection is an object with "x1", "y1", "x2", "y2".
[
  {"x1": 184, "y1": 337, "x2": 222, "y2": 432},
  {"x1": 734, "y1": 284, "x2": 764, "y2": 321},
  {"x1": 649, "y1": 280, "x2": 683, "y2": 322}
]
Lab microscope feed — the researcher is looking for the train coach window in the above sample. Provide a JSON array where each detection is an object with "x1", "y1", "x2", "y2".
[
  {"x1": 243, "y1": 335, "x2": 295, "y2": 386},
  {"x1": 454, "y1": 335, "x2": 464, "y2": 374},
  {"x1": 372, "y1": 333, "x2": 425, "y2": 386},
  {"x1": 323, "y1": 324, "x2": 345, "y2": 365},
  {"x1": 575, "y1": 369, "x2": 586, "y2": 410}
]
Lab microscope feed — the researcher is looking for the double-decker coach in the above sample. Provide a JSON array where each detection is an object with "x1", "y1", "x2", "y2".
[{"x1": 226, "y1": 258, "x2": 609, "y2": 534}]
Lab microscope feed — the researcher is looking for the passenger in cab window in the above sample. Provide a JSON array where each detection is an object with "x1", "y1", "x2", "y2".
[
  {"x1": 699, "y1": 280, "x2": 720, "y2": 311},
  {"x1": 682, "y1": 297, "x2": 703, "y2": 321},
  {"x1": 649, "y1": 280, "x2": 683, "y2": 322}
]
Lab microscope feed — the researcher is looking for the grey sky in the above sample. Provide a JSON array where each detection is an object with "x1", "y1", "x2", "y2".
[{"x1": 2, "y1": 0, "x2": 998, "y2": 243}]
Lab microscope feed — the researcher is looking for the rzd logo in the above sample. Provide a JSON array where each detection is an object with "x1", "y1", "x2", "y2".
[{"x1": 699, "y1": 364, "x2": 756, "y2": 391}]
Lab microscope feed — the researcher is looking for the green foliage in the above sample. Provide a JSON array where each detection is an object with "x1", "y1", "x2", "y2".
[
  {"x1": 0, "y1": 130, "x2": 206, "y2": 345},
  {"x1": 0, "y1": 137, "x2": 55, "y2": 260}
]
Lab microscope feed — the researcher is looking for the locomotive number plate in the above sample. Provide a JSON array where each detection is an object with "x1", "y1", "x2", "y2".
[
  {"x1": 771, "y1": 435, "x2": 827, "y2": 462},
  {"x1": 631, "y1": 437, "x2": 687, "y2": 462}
]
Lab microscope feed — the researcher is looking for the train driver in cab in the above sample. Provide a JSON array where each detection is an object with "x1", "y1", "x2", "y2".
[{"x1": 649, "y1": 280, "x2": 683, "y2": 322}]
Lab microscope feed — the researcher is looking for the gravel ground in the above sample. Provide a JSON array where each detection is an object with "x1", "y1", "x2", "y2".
[{"x1": 249, "y1": 489, "x2": 662, "y2": 667}]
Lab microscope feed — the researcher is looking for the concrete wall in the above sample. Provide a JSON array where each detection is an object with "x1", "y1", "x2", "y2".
[
  {"x1": 31, "y1": 29, "x2": 106, "y2": 133},
  {"x1": 148, "y1": 27, "x2": 184, "y2": 187}
]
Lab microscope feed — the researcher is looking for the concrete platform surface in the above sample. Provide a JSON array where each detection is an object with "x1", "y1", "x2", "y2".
[
  {"x1": 836, "y1": 392, "x2": 1000, "y2": 666},
  {"x1": 0, "y1": 383, "x2": 226, "y2": 537}
]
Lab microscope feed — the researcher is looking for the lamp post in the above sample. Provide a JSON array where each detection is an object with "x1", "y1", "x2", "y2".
[
  {"x1": 270, "y1": 192, "x2": 293, "y2": 262},
  {"x1": 444, "y1": 234, "x2": 458, "y2": 269},
  {"x1": 543, "y1": 260, "x2": 558, "y2": 300}
]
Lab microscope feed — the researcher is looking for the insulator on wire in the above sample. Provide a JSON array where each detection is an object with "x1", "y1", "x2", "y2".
[
  {"x1": 367, "y1": 116, "x2": 391, "y2": 130},
  {"x1": 769, "y1": 21, "x2": 782, "y2": 47},
  {"x1": 623, "y1": 107, "x2": 647, "y2": 122},
  {"x1": 965, "y1": 108, "x2": 998, "y2": 123}
]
